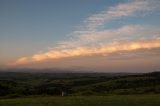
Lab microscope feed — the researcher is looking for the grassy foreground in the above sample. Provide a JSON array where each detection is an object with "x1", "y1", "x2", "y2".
[{"x1": 0, "y1": 95, "x2": 160, "y2": 106}]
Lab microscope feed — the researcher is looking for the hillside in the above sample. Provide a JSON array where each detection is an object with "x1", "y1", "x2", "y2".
[{"x1": 0, "y1": 71, "x2": 160, "y2": 97}]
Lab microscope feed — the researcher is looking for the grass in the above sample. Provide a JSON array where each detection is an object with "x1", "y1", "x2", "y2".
[{"x1": 0, "y1": 95, "x2": 160, "y2": 106}]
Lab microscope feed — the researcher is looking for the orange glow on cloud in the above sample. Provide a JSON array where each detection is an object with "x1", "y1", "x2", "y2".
[{"x1": 9, "y1": 38, "x2": 160, "y2": 66}]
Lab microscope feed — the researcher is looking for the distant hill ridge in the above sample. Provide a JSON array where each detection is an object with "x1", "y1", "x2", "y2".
[{"x1": 0, "y1": 71, "x2": 160, "y2": 97}]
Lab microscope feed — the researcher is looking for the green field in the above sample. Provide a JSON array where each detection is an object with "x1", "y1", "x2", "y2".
[{"x1": 0, "y1": 95, "x2": 160, "y2": 106}]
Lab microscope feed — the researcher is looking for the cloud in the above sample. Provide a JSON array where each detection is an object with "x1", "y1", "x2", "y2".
[
  {"x1": 9, "y1": 0, "x2": 160, "y2": 67},
  {"x1": 10, "y1": 38, "x2": 160, "y2": 66},
  {"x1": 81, "y1": 0, "x2": 160, "y2": 31},
  {"x1": 57, "y1": 0, "x2": 160, "y2": 49},
  {"x1": 12, "y1": 57, "x2": 29, "y2": 65},
  {"x1": 57, "y1": 25, "x2": 160, "y2": 49}
]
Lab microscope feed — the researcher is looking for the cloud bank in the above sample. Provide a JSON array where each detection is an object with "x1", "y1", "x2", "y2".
[
  {"x1": 10, "y1": 38, "x2": 160, "y2": 66},
  {"x1": 9, "y1": 0, "x2": 160, "y2": 68}
]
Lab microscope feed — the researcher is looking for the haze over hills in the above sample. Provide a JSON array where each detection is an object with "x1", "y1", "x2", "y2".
[{"x1": 0, "y1": 68, "x2": 155, "y2": 74}]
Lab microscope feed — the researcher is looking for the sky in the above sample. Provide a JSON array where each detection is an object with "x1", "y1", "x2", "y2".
[{"x1": 0, "y1": 0, "x2": 160, "y2": 72}]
